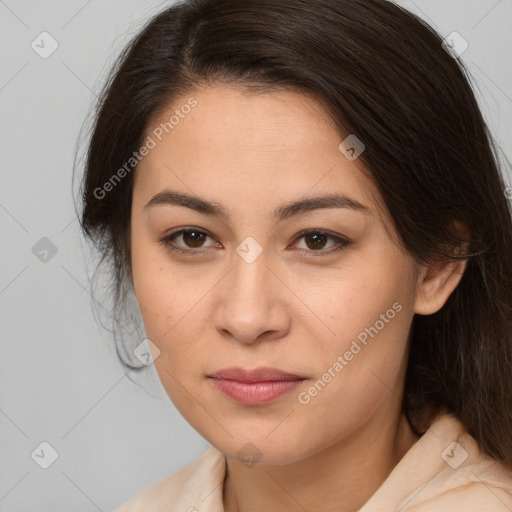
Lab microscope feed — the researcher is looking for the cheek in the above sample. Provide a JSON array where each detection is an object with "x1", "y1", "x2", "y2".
[
  {"x1": 297, "y1": 253, "x2": 407, "y2": 351},
  {"x1": 131, "y1": 253, "x2": 175, "y2": 381},
  {"x1": 130, "y1": 238, "x2": 210, "y2": 371},
  {"x1": 131, "y1": 232, "x2": 184, "y2": 336},
  {"x1": 296, "y1": 303, "x2": 411, "y2": 452},
  {"x1": 294, "y1": 255, "x2": 412, "y2": 403},
  {"x1": 132, "y1": 259, "x2": 168, "y2": 336}
]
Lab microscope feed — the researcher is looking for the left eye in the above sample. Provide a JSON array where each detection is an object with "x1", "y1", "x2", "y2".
[
  {"x1": 159, "y1": 228, "x2": 351, "y2": 256},
  {"x1": 292, "y1": 229, "x2": 351, "y2": 255}
]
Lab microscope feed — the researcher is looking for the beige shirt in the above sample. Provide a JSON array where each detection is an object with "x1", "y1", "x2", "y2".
[{"x1": 114, "y1": 413, "x2": 512, "y2": 511}]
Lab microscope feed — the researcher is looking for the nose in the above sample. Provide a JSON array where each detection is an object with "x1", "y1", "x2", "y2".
[{"x1": 212, "y1": 249, "x2": 291, "y2": 344}]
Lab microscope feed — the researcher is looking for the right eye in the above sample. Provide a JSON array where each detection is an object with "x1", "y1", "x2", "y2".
[{"x1": 159, "y1": 227, "x2": 221, "y2": 255}]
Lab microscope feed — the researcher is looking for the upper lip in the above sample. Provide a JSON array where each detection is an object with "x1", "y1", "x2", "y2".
[{"x1": 209, "y1": 367, "x2": 305, "y2": 382}]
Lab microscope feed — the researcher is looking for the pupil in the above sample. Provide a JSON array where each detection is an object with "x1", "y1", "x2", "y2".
[
  {"x1": 181, "y1": 232, "x2": 328, "y2": 250},
  {"x1": 307, "y1": 233, "x2": 326, "y2": 250},
  {"x1": 185, "y1": 231, "x2": 204, "y2": 247}
]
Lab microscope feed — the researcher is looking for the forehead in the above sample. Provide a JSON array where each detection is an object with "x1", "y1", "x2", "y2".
[{"x1": 135, "y1": 84, "x2": 387, "y2": 222}]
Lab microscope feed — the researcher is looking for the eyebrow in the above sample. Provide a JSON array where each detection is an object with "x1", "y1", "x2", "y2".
[{"x1": 144, "y1": 190, "x2": 371, "y2": 222}]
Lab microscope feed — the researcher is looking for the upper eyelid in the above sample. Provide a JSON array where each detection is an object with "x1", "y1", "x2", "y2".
[{"x1": 162, "y1": 227, "x2": 350, "y2": 249}]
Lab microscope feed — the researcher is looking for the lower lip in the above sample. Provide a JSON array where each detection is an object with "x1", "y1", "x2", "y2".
[{"x1": 209, "y1": 378, "x2": 304, "y2": 405}]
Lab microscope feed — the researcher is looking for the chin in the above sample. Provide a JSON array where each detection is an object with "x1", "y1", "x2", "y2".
[{"x1": 209, "y1": 434, "x2": 314, "y2": 466}]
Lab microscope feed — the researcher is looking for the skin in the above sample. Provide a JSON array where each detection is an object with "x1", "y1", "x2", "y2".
[{"x1": 129, "y1": 84, "x2": 468, "y2": 512}]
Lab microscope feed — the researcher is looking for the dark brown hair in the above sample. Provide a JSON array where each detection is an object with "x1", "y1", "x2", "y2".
[{"x1": 77, "y1": 0, "x2": 512, "y2": 467}]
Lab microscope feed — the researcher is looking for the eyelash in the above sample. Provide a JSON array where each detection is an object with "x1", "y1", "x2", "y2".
[{"x1": 159, "y1": 227, "x2": 352, "y2": 257}]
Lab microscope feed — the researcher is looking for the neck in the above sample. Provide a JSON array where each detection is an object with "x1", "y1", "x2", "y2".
[{"x1": 222, "y1": 410, "x2": 420, "y2": 512}]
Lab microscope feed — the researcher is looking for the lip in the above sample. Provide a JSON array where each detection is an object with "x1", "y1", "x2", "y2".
[{"x1": 208, "y1": 367, "x2": 306, "y2": 405}]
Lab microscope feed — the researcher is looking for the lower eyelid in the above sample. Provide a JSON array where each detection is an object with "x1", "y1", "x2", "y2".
[
  {"x1": 162, "y1": 230, "x2": 217, "y2": 251},
  {"x1": 160, "y1": 229, "x2": 351, "y2": 255},
  {"x1": 293, "y1": 233, "x2": 345, "y2": 251}
]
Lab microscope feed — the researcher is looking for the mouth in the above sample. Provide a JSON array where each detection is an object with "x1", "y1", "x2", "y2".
[{"x1": 207, "y1": 367, "x2": 307, "y2": 405}]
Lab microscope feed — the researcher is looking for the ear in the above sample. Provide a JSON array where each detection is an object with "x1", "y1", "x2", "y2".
[{"x1": 413, "y1": 221, "x2": 470, "y2": 316}]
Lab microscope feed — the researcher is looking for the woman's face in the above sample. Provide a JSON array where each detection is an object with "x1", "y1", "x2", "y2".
[{"x1": 130, "y1": 84, "x2": 423, "y2": 464}]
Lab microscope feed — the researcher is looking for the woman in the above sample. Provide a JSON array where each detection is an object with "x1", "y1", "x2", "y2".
[{"x1": 78, "y1": 0, "x2": 512, "y2": 510}]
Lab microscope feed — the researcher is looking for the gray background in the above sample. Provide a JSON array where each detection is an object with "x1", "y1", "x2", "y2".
[{"x1": 1, "y1": 1, "x2": 511, "y2": 510}]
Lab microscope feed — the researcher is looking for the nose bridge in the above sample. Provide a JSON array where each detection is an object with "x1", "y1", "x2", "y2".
[
  {"x1": 213, "y1": 239, "x2": 288, "y2": 342},
  {"x1": 229, "y1": 240, "x2": 273, "y2": 309}
]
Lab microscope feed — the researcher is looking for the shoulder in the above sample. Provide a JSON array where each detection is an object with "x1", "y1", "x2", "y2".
[
  {"x1": 360, "y1": 413, "x2": 512, "y2": 512},
  {"x1": 399, "y1": 415, "x2": 512, "y2": 511},
  {"x1": 112, "y1": 445, "x2": 226, "y2": 512},
  {"x1": 401, "y1": 475, "x2": 512, "y2": 511}
]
